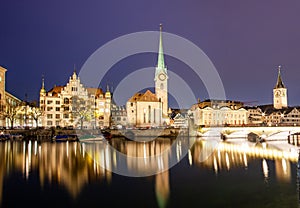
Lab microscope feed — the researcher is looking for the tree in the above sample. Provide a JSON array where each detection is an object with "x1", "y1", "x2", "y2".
[
  {"x1": 29, "y1": 101, "x2": 44, "y2": 128},
  {"x1": 0, "y1": 98, "x2": 21, "y2": 129},
  {"x1": 71, "y1": 96, "x2": 94, "y2": 129}
]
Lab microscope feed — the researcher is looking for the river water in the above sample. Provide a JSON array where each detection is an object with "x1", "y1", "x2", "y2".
[{"x1": 0, "y1": 137, "x2": 299, "y2": 208}]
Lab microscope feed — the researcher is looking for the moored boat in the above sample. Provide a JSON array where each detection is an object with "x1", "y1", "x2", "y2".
[
  {"x1": 0, "y1": 134, "x2": 11, "y2": 141},
  {"x1": 79, "y1": 134, "x2": 105, "y2": 142},
  {"x1": 52, "y1": 134, "x2": 78, "y2": 142}
]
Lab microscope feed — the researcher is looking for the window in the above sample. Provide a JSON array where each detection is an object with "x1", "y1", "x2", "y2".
[
  {"x1": 47, "y1": 100, "x2": 53, "y2": 104},
  {"x1": 56, "y1": 107, "x2": 60, "y2": 111},
  {"x1": 40, "y1": 100, "x2": 44, "y2": 104},
  {"x1": 56, "y1": 101, "x2": 60, "y2": 105},
  {"x1": 47, "y1": 121, "x2": 53, "y2": 126},
  {"x1": 63, "y1": 114, "x2": 69, "y2": 119},
  {"x1": 47, "y1": 114, "x2": 53, "y2": 119},
  {"x1": 56, "y1": 114, "x2": 60, "y2": 119},
  {"x1": 131, "y1": 103, "x2": 133, "y2": 107},
  {"x1": 160, "y1": 83, "x2": 164, "y2": 90},
  {"x1": 148, "y1": 105, "x2": 151, "y2": 123},
  {"x1": 64, "y1": 98, "x2": 69, "y2": 104},
  {"x1": 64, "y1": 106, "x2": 69, "y2": 111},
  {"x1": 47, "y1": 107, "x2": 53, "y2": 111}
]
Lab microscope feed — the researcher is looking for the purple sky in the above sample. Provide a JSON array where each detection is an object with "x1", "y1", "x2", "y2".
[{"x1": 1, "y1": 0, "x2": 300, "y2": 107}]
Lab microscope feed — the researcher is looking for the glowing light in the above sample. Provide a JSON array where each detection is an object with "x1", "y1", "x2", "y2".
[
  {"x1": 225, "y1": 153, "x2": 230, "y2": 170},
  {"x1": 282, "y1": 158, "x2": 287, "y2": 174},
  {"x1": 213, "y1": 156, "x2": 218, "y2": 173},
  {"x1": 243, "y1": 153, "x2": 248, "y2": 168},
  {"x1": 262, "y1": 159, "x2": 268, "y2": 179},
  {"x1": 188, "y1": 149, "x2": 192, "y2": 166}
]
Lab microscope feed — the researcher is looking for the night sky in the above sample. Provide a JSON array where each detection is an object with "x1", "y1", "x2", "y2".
[{"x1": 1, "y1": 0, "x2": 300, "y2": 108}]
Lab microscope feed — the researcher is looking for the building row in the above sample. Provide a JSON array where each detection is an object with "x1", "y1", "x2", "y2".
[
  {"x1": 188, "y1": 65, "x2": 300, "y2": 127},
  {"x1": 1, "y1": 24, "x2": 299, "y2": 129}
]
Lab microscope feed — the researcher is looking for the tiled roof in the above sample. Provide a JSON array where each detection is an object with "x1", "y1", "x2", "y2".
[
  {"x1": 47, "y1": 86, "x2": 64, "y2": 97},
  {"x1": 257, "y1": 104, "x2": 296, "y2": 115},
  {"x1": 128, "y1": 90, "x2": 159, "y2": 102},
  {"x1": 86, "y1": 88, "x2": 104, "y2": 98}
]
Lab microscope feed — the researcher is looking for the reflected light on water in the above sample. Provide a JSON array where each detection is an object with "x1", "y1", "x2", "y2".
[
  {"x1": 188, "y1": 149, "x2": 192, "y2": 166},
  {"x1": 225, "y1": 153, "x2": 230, "y2": 170},
  {"x1": 0, "y1": 137, "x2": 298, "y2": 207},
  {"x1": 262, "y1": 159, "x2": 269, "y2": 179},
  {"x1": 213, "y1": 156, "x2": 218, "y2": 174}
]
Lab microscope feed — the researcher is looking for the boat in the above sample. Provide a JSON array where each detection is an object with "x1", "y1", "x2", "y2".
[
  {"x1": 11, "y1": 134, "x2": 24, "y2": 141},
  {"x1": 52, "y1": 134, "x2": 78, "y2": 142},
  {"x1": 79, "y1": 134, "x2": 105, "y2": 142},
  {"x1": 0, "y1": 134, "x2": 11, "y2": 141}
]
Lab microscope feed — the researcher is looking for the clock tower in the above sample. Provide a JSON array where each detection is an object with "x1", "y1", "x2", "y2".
[
  {"x1": 273, "y1": 65, "x2": 287, "y2": 109},
  {"x1": 155, "y1": 24, "x2": 168, "y2": 116}
]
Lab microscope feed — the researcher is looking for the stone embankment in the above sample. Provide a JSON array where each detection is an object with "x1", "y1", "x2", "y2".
[{"x1": 2, "y1": 127, "x2": 194, "y2": 142}]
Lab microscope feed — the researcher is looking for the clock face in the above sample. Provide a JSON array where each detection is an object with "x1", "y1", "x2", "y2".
[
  {"x1": 158, "y1": 73, "x2": 166, "y2": 81},
  {"x1": 275, "y1": 90, "x2": 281, "y2": 97}
]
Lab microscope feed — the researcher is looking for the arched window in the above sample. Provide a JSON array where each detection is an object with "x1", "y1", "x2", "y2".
[
  {"x1": 64, "y1": 98, "x2": 69, "y2": 104},
  {"x1": 148, "y1": 105, "x2": 151, "y2": 123},
  {"x1": 160, "y1": 83, "x2": 164, "y2": 90}
]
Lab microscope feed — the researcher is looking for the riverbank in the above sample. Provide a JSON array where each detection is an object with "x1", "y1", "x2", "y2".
[{"x1": 2, "y1": 127, "x2": 192, "y2": 142}]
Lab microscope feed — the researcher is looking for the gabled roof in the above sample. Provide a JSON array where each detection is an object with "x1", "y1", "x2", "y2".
[
  {"x1": 47, "y1": 86, "x2": 64, "y2": 97},
  {"x1": 257, "y1": 104, "x2": 294, "y2": 115},
  {"x1": 86, "y1": 88, "x2": 104, "y2": 98},
  {"x1": 173, "y1": 113, "x2": 185, "y2": 120},
  {"x1": 128, "y1": 90, "x2": 159, "y2": 102}
]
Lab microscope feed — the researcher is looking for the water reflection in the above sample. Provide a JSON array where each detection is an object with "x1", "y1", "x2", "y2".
[
  {"x1": 0, "y1": 137, "x2": 298, "y2": 207},
  {"x1": 193, "y1": 140, "x2": 295, "y2": 178}
]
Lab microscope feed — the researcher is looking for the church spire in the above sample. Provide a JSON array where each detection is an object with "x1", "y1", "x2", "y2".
[
  {"x1": 275, "y1": 65, "x2": 285, "y2": 89},
  {"x1": 42, "y1": 75, "x2": 45, "y2": 89},
  {"x1": 40, "y1": 75, "x2": 46, "y2": 95},
  {"x1": 157, "y1": 23, "x2": 165, "y2": 70}
]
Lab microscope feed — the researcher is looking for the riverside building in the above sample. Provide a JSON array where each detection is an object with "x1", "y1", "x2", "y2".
[
  {"x1": 39, "y1": 71, "x2": 112, "y2": 129},
  {"x1": 126, "y1": 24, "x2": 169, "y2": 127}
]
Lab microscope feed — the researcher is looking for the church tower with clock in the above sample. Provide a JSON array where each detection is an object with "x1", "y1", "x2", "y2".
[
  {"x1": 155, "y1": 24, "x2": 168, "y2": 116},
  {"x1": 273, "y1": 65, "x2": 288, "y2": 109}
]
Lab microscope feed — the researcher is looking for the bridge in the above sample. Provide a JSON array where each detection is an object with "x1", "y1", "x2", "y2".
[
  {"x1": 199, "y1": 126, "x2": 300, "y2": 138},
  {"x1": 198, "y1": 126, "x2": 300, "y2": 155}
]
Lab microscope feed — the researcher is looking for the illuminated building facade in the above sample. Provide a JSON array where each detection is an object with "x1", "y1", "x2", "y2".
[
  {"x1": 126, "y1": 24, "x2": 168, "y2": 127},
  {"x1": 40, "y1": 71, "x2": 111, "y2": 128},
  {"x1": 190, "y1": 99, "x2": 249, "y2": 127},
  {"x1": 0, "y1": 66, "x2": 22, "y2": 128}
]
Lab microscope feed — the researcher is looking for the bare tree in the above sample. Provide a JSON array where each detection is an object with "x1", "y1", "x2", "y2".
[
  {"x1": 28, "y1": 101, "x2": 44, "y2": 128},
  {"x1": 0, "y1": 98, "x2": 21, "y2": 129},
  {"x1": 71, "y1": 96, "x2": 93, "y2": 129}
]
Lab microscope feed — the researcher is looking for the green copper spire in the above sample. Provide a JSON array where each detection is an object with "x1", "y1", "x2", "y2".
[
  {"x1": 275, "y1": 65, "x2": 285, "y2": 89},
  {"x1": 157, "y1": 24, "x2": 165, "y2": 70}
]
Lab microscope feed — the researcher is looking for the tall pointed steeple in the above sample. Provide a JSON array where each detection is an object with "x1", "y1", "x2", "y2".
[
  {"x1": 274, "y1": 65, "x2": 285, "y2": 89},
  {"x1": 157, "y1": 24, "x2": 165, "y2": 69},
  {"x1": 156, "y1": 24, "x2": 167, "y2": 77},
  {"x1": 155, "y1": 24, "x2": 168, "y2": 117},
  {"x1": 273, "y1": 65, "x2": 288, "y2": 109}
]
